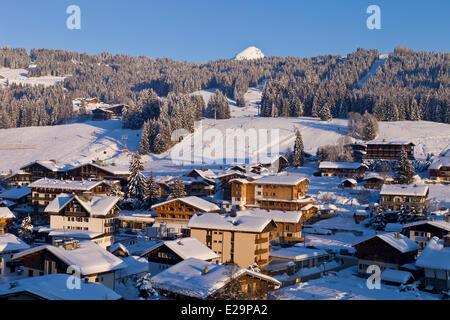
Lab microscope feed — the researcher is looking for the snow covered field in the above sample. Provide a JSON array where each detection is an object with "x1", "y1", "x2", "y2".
[{"x1": 0, "y1": 66, "x2": 68, "y2": 87}]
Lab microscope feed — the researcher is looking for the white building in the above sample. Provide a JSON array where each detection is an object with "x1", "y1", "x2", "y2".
[{"x1": 0, "y1": 233, "x2": 30, "y2": 277}]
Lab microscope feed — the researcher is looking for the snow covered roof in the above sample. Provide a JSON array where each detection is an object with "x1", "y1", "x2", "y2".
[
  {"x1": 0, "y1": 274, "x2": 121, "y2": 300},
  {"x1": 385, "y1": 223, "x2": 403, "y2": 232},
  {"x1": 109, "y1": 242, "x2": 130, "y2": 256},
  {"x1": 30, "y1": 178, "x2": 107, "y2": 191},
  {"x1": 45, "y1": 194, "x2": 120, "y2": 217},
  {"x1": 366, "y1": 140, "x2": 415, "y2": 146},
  {"x1": 429, "y1": 157, "x2": 450, "y2": 170},
  {"x1": 403, "y1": 220, "x2": 450, "y2": 232},
  {"x1": 141, "y1": 237, "x2": 218, "y2": 261},
  {"x1": 270, "y1": 247, "x2": 328, "y2": 261},
  {"x1": 13, "y1": 241, "x2": 127, "y2": 275},
  {"x1": 319, "y1": 162, "x2": 368, "y2": 170},
  {"x1": 0, "y1": 233, "x2": 30, "y2": 253},
  {"x1": 151, "y1": 196, "x2": 220, "y2": 212},
  {"x1": 248, "y1": 174, "x2": 309, "y2": 186},
  {"x1": 0, "y1": 207, "x2": 15, "y2": 219},
  {"x1": 381, "y1": 269, "x2": 414, "y2": 284},
  {"x1": 20, "y1": 160, "x2": 67, "y2": 172},
  {"x1": 68, "y1": 163, "x2": 130, "y2": 175},
  {"x1": 342, "y1": 178, "x2": 358, "y2": 185},
  {"x1": 238, "y1": 208, "x2": 302, "y2": 224},
  {"x1": 316, "y1": 204, "x2": 338, "y2": 211},
  {"x1": 0, "y1": 186, "x2": 31, "y2": 200},
  {"x1": 354, "y1": 233, "x2": 420, "y2": 253},
  {"x1": 151, "y1": 258, "x2": 280, "y2": 299},
  {"x1": 416, "y1": 237, "x2": 450, "y2": 270},
  {"x1": 380, "y1": 184, "x2": 429, "y2": 197},
  {"x1": 188, "y1": 212, "x2": 275, "y2": 233},
  {"x1": 363, "y1": 173, "x2": 385, "y2": 181}
]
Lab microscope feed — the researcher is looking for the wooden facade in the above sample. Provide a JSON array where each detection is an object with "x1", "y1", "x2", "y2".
[
  {"x1": 20, "y1": 162, "x2": 64, "y2": 182},
  {"x1": 429, "y1": 157, "x2": 450, "y2": 182},
  {"x1": 152, "y1": 198, "x2": 219, "y2": 225},
  {"x1": 66, "y1": 163, "x2": 130, "y2": 181},
  {"x1": 365, "y1": 142, "x2": 415, "y2": 160}
]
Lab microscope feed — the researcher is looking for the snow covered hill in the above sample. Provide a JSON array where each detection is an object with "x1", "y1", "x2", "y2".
[
  {"x1": 0, "y1": 65, "x2": 69, "y2": 88},
  {"x1": 234, "y1": 46, "x2": 265, "y2": 61}
]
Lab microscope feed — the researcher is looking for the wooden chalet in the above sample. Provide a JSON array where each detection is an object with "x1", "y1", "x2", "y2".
[
  {"x1": 216, "y1": 171, "x2": 248, "y2": 200},
  {"x1": 20, "y1": 160, "x2": 67, "y2": 182},
  {"x1": 319, "y1": 162, "x2": 368, "y2": 178},
  {"x1": 231, "y1": 174, "x2": 314, "y2": 211},
  {"x1": 353, "y1": 233, "x2": 420, "y2": 274},
  {"x1": 379, "y1": 184, "x2": 429, "y2": 214},
  {"x1": 12, "y1": 240, "x2": 126, "y2": 290},
  {"x1": 402, "y1": 217, "x2": 450, "y2": 249},
  {"x1": 0, "y1": 208, "x2": 15, "y2": 234},
  {"x1": 342, "y1": 178, "x2": 357, "y2": 189},
  {"x1": 363, "y1": 173, "x2": 387, "y2": 190},
  {"x1": 140, "y1": 237, "x2": 219, "y2": 276},
  {"x1": 66, "y1": 162, "x2": 130, "y2": 182},
  {"x1": 4, "y1": 171, "x2": 31, "y2": 188},
  {"x1": 151, "y1": 196, "x2": 220, "y2": 225},
  {"x1": 92, "y1": 108, "x2": 114, "y2": 121},
  {"x1": 151, "y1": 258, "x2": 281, "y2": 300},
  {"x1": 365, "y1": 140, "x2": 415, "y2": 160},
  {"x1": 429, "y1": 157, "x2": 450, "y2": 182}
]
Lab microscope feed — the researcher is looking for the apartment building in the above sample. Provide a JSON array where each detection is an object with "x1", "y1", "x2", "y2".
[
  {"x1": 365, "y1": 141, "x2": 415, "y2": 160},
  {"x1": 188, "y1": 212, "x2": 277, "y2": 270},
  {"x1": 230, "y1": 174, "x2": 314, "y2": 211}
]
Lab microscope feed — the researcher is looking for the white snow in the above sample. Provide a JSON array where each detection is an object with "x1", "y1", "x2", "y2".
[
  {"x1": 234, "y1": 46, "x2": 265, "y2": 61},
  {"x1": 0, "y1": 66, "x2": 69, "y2": 88},
  {"x1": 141, "y1": 237, "x2": 218, "y2": 261},
  {"x1": 270, "y1": 246, "x2": 328, "y2": 261},
  {"x1": 319, "y1": 162, "x2": 367, "y2": 170},
  {"x1": 188, "y1": 212, "x2": 274, "y2": 233},
  {"x1": 13, "y1": 240, "x2": 127, "y2": 275},
  {"x1": 0, "y1": 274, "x2": 121, "y2": 300},
  {"x1": 380, "y1": 184, "x2": 429, "y2": 197},
  {"x1": 381, "y1": 269, "x2": 414, "y2": 284},
  {"x1": 30, "y1": 178, "x2": 106, "y2": 191},
  {"x1": 151, "y1": 196, "x2": 220, "y2": 212},
  {"x1": 45, "y1": 194, "x2": 120, "y2": 217},
  {"x1": 239, "y1": 208, "x2": 302, "y2": 224},
  {"x1": 357, "y1": 55, "x2": 387, "y2": 89},
  {"x1": 0, "y1": 207, "x2": 15, "y2": 219},
  {"x1": 354, "y1": 233, "x2": 420, "y2": 254},
  {"x1": 416, "y1": 237, "x2": 450, "y2": 270},
  {"x1": 0, "y1": 186, "x2": 31, "y2": 200},
  {"x1": 0, "y1": 233, "x2": 30, "y2": 253}
]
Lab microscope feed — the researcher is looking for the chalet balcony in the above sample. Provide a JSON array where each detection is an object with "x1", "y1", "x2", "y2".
[
  {"x1": 255, "y1": 237, "x2": 269, "y2": 244},
  {"x1": 255, "y1": 248, "x2": 269, "y2": 255},
  {"x1": 284, "y1": 236, "x2": 304, "y2": 243}
]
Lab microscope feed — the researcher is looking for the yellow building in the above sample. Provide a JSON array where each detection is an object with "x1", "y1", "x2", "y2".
[{"x1": 188, "y1": 212, "x2": 277, "y2": 271}]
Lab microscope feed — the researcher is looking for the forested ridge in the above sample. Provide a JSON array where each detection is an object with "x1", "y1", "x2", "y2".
[{"x1": 0, "y1": 46, "x2": 448, "y2": 132}]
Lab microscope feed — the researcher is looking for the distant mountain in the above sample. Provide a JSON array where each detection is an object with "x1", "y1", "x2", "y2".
[{"x1": 234, "y1": 46, "x2": 265, "y2": 61}]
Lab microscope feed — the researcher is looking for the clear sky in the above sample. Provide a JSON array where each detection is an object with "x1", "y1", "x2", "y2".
[{"x1": 1, "y1": 0, "x2": 449, "y2": 62}]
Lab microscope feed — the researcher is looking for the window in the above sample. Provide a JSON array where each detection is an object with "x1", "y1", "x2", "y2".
[{"x1": 28, "y1": 270, "x2": 33, "y2": 277}]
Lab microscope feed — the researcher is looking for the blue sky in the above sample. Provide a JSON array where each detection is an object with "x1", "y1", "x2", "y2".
[{"x1": 0, "y1": 0, "x2": 449, "y2": 62}]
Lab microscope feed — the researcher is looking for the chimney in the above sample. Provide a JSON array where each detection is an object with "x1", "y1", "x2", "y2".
[
  {"x1": 203, "y1": 266, "x2": 209, "y2": 275},
  {"x1": 445, "y1": 214, "x2": 450, "y2": 223},
  {"x1": 64, "y1": 240, "x2": 75, "y2": 251},
  {"x1": 444, "y1": 235, "x2": 450, "y2": 248},
  {"x1": 53, "y1": 239, "x2": 63, "y2": 247},
  {"x1": 394, "y1": 232, "x2": 400, "y2": 239}
]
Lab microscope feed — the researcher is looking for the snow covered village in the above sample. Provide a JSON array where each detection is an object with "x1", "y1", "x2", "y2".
[{"x1": 0, "y1": 1, "x2": 449, "y2": 304}]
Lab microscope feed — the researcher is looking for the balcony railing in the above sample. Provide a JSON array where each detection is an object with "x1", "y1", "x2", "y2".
[
  {"x1": 255, "y1": 248, "x2": 269, "y2": 255},
  {"x1": 255, "y1": 237, "x2": 268, "y2": 244}
]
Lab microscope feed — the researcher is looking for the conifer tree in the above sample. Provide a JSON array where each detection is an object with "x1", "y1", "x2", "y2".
[
  {"x1": 395, "y1": 150, "x2": 415, "y2": 184},
  {"x1": 139, "y1": 121, "x2": 151, "y2": 154},
  {"x1": 292, "y1": 129, "x2": 305, "y2": 167},
  {"x1": 320, "y1": 103, "x2": 333, "y2": 121},
  {"x1": 126, "y1": 152, "x2": 147, "y2": 202},
  {"x1": 145, "y1": 172, "x2": 159, "y2": 207},
  {"x1": 168, "y1": 176, "x2": 186, "y2": 199}
]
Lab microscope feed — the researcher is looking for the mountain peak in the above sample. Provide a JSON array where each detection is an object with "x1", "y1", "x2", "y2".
[{"x1": 234, "y1": 46, "x2": 265, "y2": 61}]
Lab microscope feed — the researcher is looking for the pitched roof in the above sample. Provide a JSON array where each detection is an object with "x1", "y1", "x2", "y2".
[
  {"x1": 354, "y1": 233, "x2": 420, "y2": 253},
  {"x1": 188, "y1": 212, "x2": 275, "y2": 233},
  {"x1": 30, "y1": 178, "x2": 107, "y2": 191},
  {"x1": 238, "y1": 208, "x2": 302, "y2": 224},
  {"x1": 381, "y1": 269, "x2": 414, "y2": 284},
  {"x1": 151, "y1": 196, "x2": 220, "y2": 212},
  {"x1": 0, "y1": 233, "x2": 30, "y2": 253},
  {"x1": 0, "y1": 274, "x2": 121, "y2": 300},
  {"x1": 45, "y1": 194, "x2": 120, "y2": 217},
  {"x1": 20, "y1": 160, "x2": 67, "y2": 172},
  {"x1": 269, "y1": 247, "x2": 328, "y2": 261},
  {"x1": 0, "y1": 186, "x2": 31, "y2": 200},
  {"x1": 141, "y1": 237, "x2": 218, "y2": 261},
  {"x1": 366, "y1": 140, "x2": 415, "y2": 146},
  {"x1": 13, "y1": 241, "x2": 127, "y2": 275},
  {"x1": 0, "y1": 207, "x2": 15, "y2": 219},
  {"x1": 151, "y1": 258, "x2": 280, "y2": 299},
  {"x1": 248, "y1": 174, "x2": 309, "y2": 186},
  {"x1": 319, "y1": 162, "x2": 368, "y2": 170},
  {"x1": 403, "y1": 220, "x2": 450, "y2": 232},
  {"x1": 416, "y1": 237, "x2": 450, "y2": 270},
  {"x1": 429, "y1": 157, "x2": 450, "y2": 170},
  {"x1": 380, "y1": 184, "x2": 429, "y2": 197}
]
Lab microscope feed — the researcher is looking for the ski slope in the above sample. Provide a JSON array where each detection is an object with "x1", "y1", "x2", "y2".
[{"x1": 0, "y1": 66, "x2": 69, "y2": 88}]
